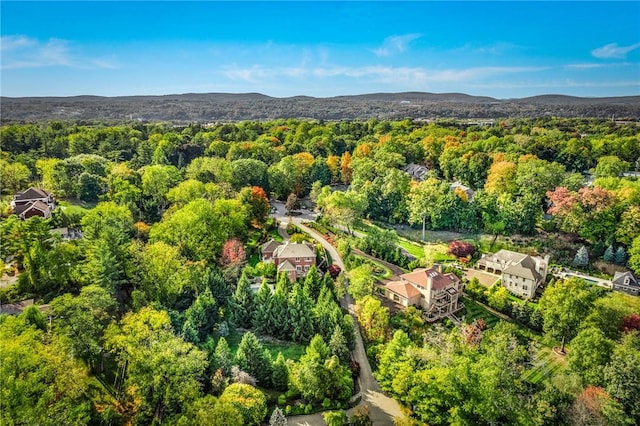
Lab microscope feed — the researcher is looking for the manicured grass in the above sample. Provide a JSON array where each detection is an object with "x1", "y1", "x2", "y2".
[
  {"x1": 460, "y1": 298, "x2": 501, "y2": 328},
  {"x1": 524, "y1": 343, "x2": 567, "y2": 384},
  {"x1": 423, "y1": 242, "x2": 456, "y2": 263},
  {"x1": 226, "y1": 331, "x2": 306, "y2": 361},
  {"x1": 353, "y1": 255, "x2": 393, "y2": 279},
  {"x1": 398, "y1": 239, "x2": 427, "y2": 259}
]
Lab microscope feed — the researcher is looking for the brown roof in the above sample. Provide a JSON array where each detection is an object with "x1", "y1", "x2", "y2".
[
  {"x1": 401, "y1": 268, "x2": 460, "y2": 290},
  {"x1": 386, "y1": 281, "x2": 422, "y2": 299},
  {"x1": 14, "y1": 187, "x2": 51, "y2": 201},
  {"x1": 277, "y1": 259, "x2": 296, "y2": 271}
]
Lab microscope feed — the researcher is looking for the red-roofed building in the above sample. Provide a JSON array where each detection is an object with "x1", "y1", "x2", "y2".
[{"x1": 385, "y1": 267, "x2": 462, "y2": 321}]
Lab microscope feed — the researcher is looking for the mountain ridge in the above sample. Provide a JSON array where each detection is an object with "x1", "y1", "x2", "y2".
[{"x1": 2, "y1": 91, "x2": 639, "y2": 122}]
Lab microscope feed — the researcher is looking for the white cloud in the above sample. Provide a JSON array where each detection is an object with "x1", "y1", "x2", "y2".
[
  {"x1": 218, "y1": 64, "x2": 548, "y2": 88},
  {"x1": 0, "y1": 35, "x2": 117, "y2": 70},
  {"x1": 591, "y1": 42, "x2": 640, "y2": 59},
  {"x1": 372, "y1": 33, "x2": 421, "y2": 57}
]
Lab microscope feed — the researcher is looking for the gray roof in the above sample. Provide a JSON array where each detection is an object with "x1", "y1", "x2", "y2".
[
  {"x1": 612, "y1": 271, "x2": 639, "y2": 287},
  {"x1": 261, "y1": 239, "x2": 281, "y2": 253},
  {"x1": 277, "y1": 259, "x2": 296, "y2": 271},
  {"x1": 504, "y1": 256, "x2": 541, "y2": 281},
  {"x1": 273, "y1": 242, "x2": 315, "y2": 259},
  {"x1": 403, "y1": 163, "x2": 430, "y2": 181}
]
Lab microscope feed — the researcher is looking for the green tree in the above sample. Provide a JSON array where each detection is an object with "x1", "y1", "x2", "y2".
[
  {"x1": 629, "y1": 236, "x2": 640, "y2": 275},
  {"x1": 355, "y1": 296, "x2": 389, "y2": 344},
  {"x1": 593, "y1": 155, "x2": 629, "y2": 178},
  {"x1": 218, "y1": 383, "x2": 268, "y2": 426},
  {"x1": 252, "y1": 281, "x2": 273, "y2": 334},
  {"x1": 288, "y1": 283, "x2": 316, "y2": 343},
  {"x1": 303, "y1": 264, "x2": 323, "y2": 301},
  {"x1": 407, "y1": 177, "x2": 443, "y2": 240},
  {"x1": 323, "y1": 410, "x2": 349, "y2": 426},
  {"x1": 328, "y1": 324, "x2": 351, "y2": 364},
  {"x1": 213, "y1": 336, "x2": 233, "y2": 375},
  {"x1": 231, "y1": 273, "x2": 255, "y2": 328},
  {"x1": 539, "y1": 278, "x2": 598, "y2": 352},
  {"x1": 271, "y1": 352, "x2": 289, "y2": 391},
  {"x1": 568, "y1": 327, "x2": 613, "y2": 386},
  {"x1": 105, "y1": 307, "x2": 208, "y2": 424},
  {"x1": 51, "y1": 285, "x2": 117, "y2": 371},
  {"x1": 0, "y1": 159, "x2": 31, "y2": 194},
  {"x1": 236, "y1": 332, "x2": 273, "y2": 387},
  {"x1": 0, "y1": 316, "x2": 92, "y2": 426},
  {"x1": 348, "y1": 264, "x2": 376, "y2": 301},
  {"x1": 605, "y1": 332, "x2": 640, "y2": 422}
]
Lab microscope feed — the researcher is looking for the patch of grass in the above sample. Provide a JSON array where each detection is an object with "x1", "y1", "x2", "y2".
[
  {"x1": 398, "y1": 239, "x2": 426, "y2": 259},
  {"x1": 352, "y1": 255, "x2": 393, "y2": 280},
  {"x1": 423, "y1": 243, "x2": 456, "y2": 264},
  {"x1": 226, "y1": 331, "x2": 306, "y2": 361},
  {"x1": 524, "y1": 343, "x2": 567, "y2": 384},
  {"x1": 460, "y1": 298, "x2": 501, "y2": 328}
]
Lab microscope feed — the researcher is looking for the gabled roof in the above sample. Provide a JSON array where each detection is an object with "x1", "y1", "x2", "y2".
[
  {"x1": 261, "y1": 239, "x2": 281, "y2": 253},
  {"x1": 386, "y1": 281, "x2": 422, "y2": 299},
  {"x1": 14, "y1": 187, "x2": 51, "y2": 201},
  {"x1": 612, "y1": 271, "x2": 639, "y2": 287},
  {"x1": 403, "y1": 163, "x2": 430, "y2": 181},
  {"x1": 273, "y1": 241, "x2": 315, "y2": 258},
  {"x1": 504, "y1": 256, "x2": 542, "y2": 281},
  {"x1": 14, "y1": 200, "x2": 52, "y2": 218},
  {"x1": 277, "y1": 259, "x2": 296, "y2": 271},
  {"x1": 401, "y1": 268, "x2": 459, "y2": 290}
]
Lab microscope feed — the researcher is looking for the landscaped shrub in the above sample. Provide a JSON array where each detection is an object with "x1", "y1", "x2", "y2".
[{"x1": 448, "y1": 240, "x2": 475, "y2": 258}]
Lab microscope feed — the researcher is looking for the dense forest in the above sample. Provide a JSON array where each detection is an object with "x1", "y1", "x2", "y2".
[{"x1": 1, "y1": 117, "x2": 640, "y2": 425}]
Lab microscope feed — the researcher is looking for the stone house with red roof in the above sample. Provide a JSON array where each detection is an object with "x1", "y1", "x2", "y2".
[
  {"x1": 11, "y1": 187, "x2": 56, "y2": 220},
  {"x1": 261, "y1": 240, "x2": 316, "y2": 281},
  {"x1": 385, "y1": 267, "x2": 462, "y2": 321}
]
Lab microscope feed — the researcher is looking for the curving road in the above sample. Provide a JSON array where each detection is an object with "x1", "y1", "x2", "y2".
[{"x1": 271, "y1": 202, "x2": 406, "y2": 425}]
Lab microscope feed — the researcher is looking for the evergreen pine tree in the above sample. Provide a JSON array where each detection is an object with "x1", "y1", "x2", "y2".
[
  {"x1": 603, "y1": 245, "x2": 615, "y2": 262},
  {"x1": 288, "y1": 283, "x2": 316, "y2": 343},
  {"x1": 303, "y1": 265, "x2": 322, "y2": 301},
  {"x1": 269, "y1": 287, "x2": 290, "y2": 339},
  {"x1": 252, "y1": 280, "x2": 273, "y2": 334},
  {"x1": 573, "y1": 245, "x2": 589, "y2": 267},
  {"x1": 269, "y1": 407, "x2": 287, "y2": 426},
  {"x1": 614, "y1": 246, "x2": 627, "y2": 265},
  {"x1": 213, "y1": 336, "x2": 233, "y2": 375},
  {"x1": 328, "y1": 324, "x2": 350, "y2": 364},
  {"x1": 230, "y1": 273, "x2": 254, "y2": 328},
  {"x1": 236, "y1": 332, "x2": 273, "y2": 387},
  {"x1": 271, "y1": 352, "x2": 289, "y2": 391}
]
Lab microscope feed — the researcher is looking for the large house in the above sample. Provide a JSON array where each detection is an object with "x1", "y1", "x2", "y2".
[
  {"x1": 385, "y1": 267, "x2": 462, "y2": 321},
  {"x1": 11, "y1": 187, "x2": 56, "y2": 220},
  {"x1": 476, "y1": 250, "x2": 549, "y2": 299},
  {"x1": 611, "y1": 271, "x2": 639, "y2": 296},
  {"x1": 403, "y1": 163, "x2": 430, "y2": 181},
  {"x1": 261, "y1": 240, "x2": 316, "y2": 281}
]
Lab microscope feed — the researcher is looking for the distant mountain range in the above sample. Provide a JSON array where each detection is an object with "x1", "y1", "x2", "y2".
[{"x1": 2, "y1": 92, "x2": 639, "y2": 122}]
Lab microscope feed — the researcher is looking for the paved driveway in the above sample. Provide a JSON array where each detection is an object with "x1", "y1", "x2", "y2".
[{"x1": 283, "y1": 218, "x2": 406, "y2": 425}]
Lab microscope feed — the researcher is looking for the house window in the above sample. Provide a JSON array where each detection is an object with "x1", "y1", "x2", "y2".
[
  {"x1": 306, "y1": 257, "x2": 312, "y2": 262},
  {"x1": 304, "y1": 265, "x2": 309, "y2": 271},
  {"x1": 296, "y1": 257, "x2": 300, "y2": 262},
  {"x1": 523, "y1": 285, "x2": 528, "y2": 291}
]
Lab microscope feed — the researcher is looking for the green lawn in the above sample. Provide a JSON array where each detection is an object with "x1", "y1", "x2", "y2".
[
  {"x1": 226, "y1": 331, "x2": 306, "y2": 361},
  {"x1": 460, "y1": 298, "x2": 502, "y2": 328},
  {"x1": 353, "y1": 255, "x2": 393, "y2": 279},
  {"x1": 524, "y1": 343, "x2": 567, "y2": 384}
]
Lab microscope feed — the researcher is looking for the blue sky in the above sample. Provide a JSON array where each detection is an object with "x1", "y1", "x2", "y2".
[{"x1": 1, "y1": 1, "x2": 639, "y2": 98}]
